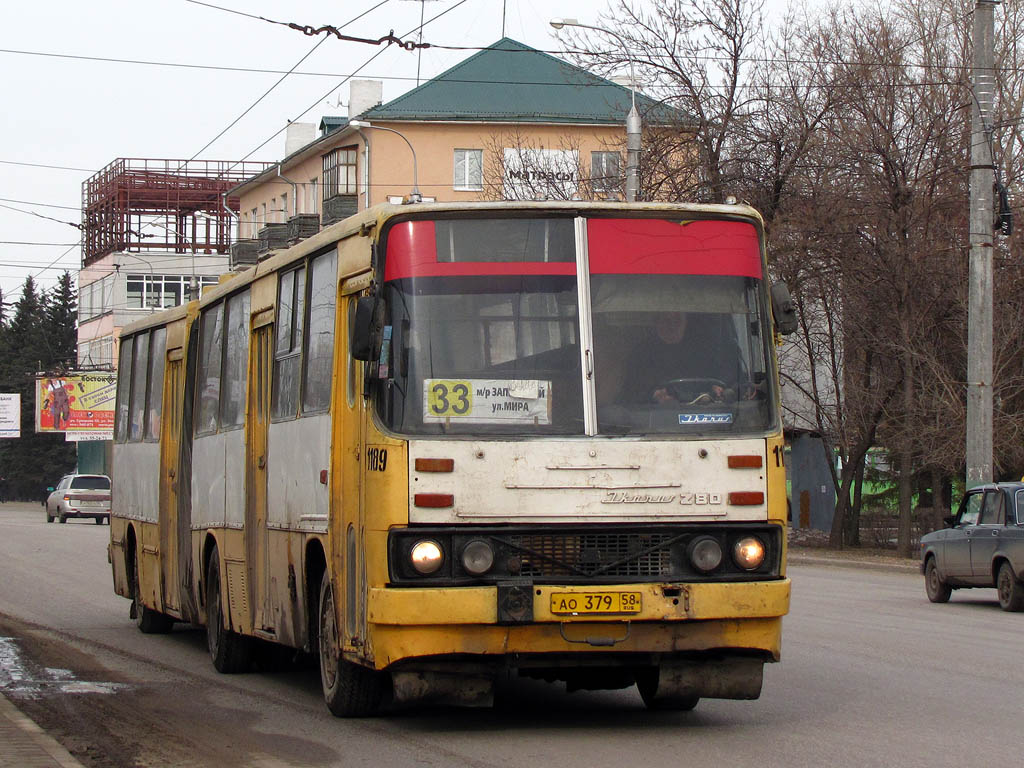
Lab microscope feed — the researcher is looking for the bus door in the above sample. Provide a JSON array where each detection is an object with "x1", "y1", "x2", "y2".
[
  {"x1": 158, "y1": 350, "x2": 184, "y2": 613},
  {"x1": 246, "y1": 312, "x2": 274, "y2": 633},
  {"x1": 336, "y1": 283, "x2": 370, "y2": 653}
]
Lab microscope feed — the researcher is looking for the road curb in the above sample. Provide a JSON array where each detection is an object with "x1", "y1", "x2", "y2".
[
  {"x1": 0, "y1": 692, "x2": 85, "y2": 768},
  {"x1": 788, "y1": 551, "x2": 921, "y2": 573}
]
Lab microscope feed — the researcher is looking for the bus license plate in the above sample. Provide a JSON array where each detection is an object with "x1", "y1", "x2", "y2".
[{"x1": 550, "y1": 592, "x2": 642, "y2": 615}]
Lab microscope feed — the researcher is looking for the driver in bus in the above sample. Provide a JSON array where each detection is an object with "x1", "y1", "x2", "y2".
[{"x1": 631, "y1": 311, "x2": 748, "y2": 405}]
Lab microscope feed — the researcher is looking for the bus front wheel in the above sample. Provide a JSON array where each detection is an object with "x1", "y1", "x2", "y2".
[
  {"x1": 318, "y1": 570, "x2": 386, "y2": 717},
  {"x1": 205, "y1": 548, "x2": 251, "y2": 673}
]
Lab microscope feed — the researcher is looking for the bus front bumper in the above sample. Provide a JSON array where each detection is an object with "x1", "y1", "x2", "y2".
[{"x1": 366, "y1": 578, "x2": 790, "y2": 668}]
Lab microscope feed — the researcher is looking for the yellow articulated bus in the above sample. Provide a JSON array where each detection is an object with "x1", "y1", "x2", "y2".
[{"x1": 110, "y1": 200, "x2": 796, "y2": 716}]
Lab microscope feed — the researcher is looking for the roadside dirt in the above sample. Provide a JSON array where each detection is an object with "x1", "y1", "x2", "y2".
[
  {"x1": 787, "y1": 527, "x2": 920, "y2": 569},
  {"x1": 0, "y1": 613, "x2": 328, "y2": 768}
]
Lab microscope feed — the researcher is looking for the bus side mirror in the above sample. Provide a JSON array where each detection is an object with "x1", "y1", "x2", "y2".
[
  {"x1": 350, "y1": 296, "x2": 379, "y2": 361},
  {"x1": 771, "y1": 281, "x2": 798, "y2": 336}
]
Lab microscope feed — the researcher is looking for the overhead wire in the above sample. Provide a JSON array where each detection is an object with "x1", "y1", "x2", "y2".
[{"x1": 3, "y1": 41, "x2": 1019, "y2": 77}]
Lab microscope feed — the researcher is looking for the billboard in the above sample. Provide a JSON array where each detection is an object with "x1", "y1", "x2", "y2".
[
  {"x1": 0, "y1": 393, "x2": 19, "y2": 438},
  {"x1": 35, "y1": 373, "x2": 117, "y2": 434}
]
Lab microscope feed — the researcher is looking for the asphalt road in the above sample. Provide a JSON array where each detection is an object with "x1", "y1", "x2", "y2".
[{"x1": 0, "y1": 501, "x2": 1019, "y2": 768}]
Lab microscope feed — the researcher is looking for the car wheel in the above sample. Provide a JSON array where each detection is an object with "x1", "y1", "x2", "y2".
[
  {"x1": 925, "y1": 557, "x2": 951, "y2": 603},
  {"x1": 996, "y1": 561, "x2": 1024, "y2": 612},
  {"x1": 205, "y1": 546, "x2": 251, "y2": 673},
  {"x1": 318, "y1": 570, "x2": 387, "y2": 717},
  {"x1": 132, "y1": 563, "x2": 174, "y2": 634},
  {"x1": 635, "y1": 666, "x2": 701, "y2": 711}
]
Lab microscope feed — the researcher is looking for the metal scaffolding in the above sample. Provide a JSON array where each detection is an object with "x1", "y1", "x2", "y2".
[{"x1": 81, "y1": 158, "x2": 274, "y2": 266}]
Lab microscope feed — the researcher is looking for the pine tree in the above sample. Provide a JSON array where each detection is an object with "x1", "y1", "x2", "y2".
[
  {"x1": 0, "y1": 276, "x2": 76, "y2": 501},
  {"x1": 44, "y1": 272, "x2": 78, "y2": 371}
]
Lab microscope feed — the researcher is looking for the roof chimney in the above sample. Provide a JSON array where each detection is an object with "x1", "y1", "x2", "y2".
[
  {"x1": 349, "y1": 80, "x2": 384, "y2": 118},
  {"x1": 285, "y1": 122, "x2": 316, "y2": 157}
]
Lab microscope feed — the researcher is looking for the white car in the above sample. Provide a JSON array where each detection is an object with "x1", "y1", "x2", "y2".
[{"x1": 45, "y1": 474, "x2": 111, "y2": 525}]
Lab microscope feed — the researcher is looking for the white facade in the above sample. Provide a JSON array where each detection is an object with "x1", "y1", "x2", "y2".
[{"x1": 77, "y1": 251, "x2": 230, "y2": 370}]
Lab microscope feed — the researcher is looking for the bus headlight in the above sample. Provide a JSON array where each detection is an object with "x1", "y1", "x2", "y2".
[
  {"x1": 688, "y1": 536, "x2": 723, "y2": 573},
  {"x1": 461, "y1": 540, "x2": 495, "y2": 575},
  {"x1": 733, "y1": 536, "x2": 766, "y2": 570},
  {"x1": 410, "y1": 540, "x2": 444, "y2": 574}
]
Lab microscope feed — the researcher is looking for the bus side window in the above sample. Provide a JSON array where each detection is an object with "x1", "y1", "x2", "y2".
[
  {"x1": 220, "y1": 290, "x2": 251, "y2": 429},
  {"x1": 115, "y1": 336, "x2": 133, "y2": 443},
  {"x1": 145, "y1": 327, "x2": 167, "y2": 441},
  {"x1": 302, "y1": 251, "x2": 337, "y2": 413},
  {"x1": 129, "y1": 330, "x2": 150, "y2": 442},
  {"x1": 273, "y1": 267, "x2": 305, "y2": 419},
  {"x1": 196, "y1": 303, "x2": 224, "y2": 435}
]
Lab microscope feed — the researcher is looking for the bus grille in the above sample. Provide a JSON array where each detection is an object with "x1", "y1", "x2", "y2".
[{"x1": 501, "y1": 532, "x2": 675, "y2": 579}]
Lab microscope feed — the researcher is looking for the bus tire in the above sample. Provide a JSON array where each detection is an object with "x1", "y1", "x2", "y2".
[
  {"x1": 205, "y1": 548, "x2": 251, "y2": 673},
  {"x1": 318, "y1": 570, "x2": 386, "y2": 717},
  {"x1": 636, "y1": 668, "x2": 700, "y2": 712},
  {"x1": 132, "y1": 563, "x2": 174, "y2": 634}
]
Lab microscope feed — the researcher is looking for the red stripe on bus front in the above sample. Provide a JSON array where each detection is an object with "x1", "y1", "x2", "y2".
[
  {"x1": 587, "y1": 219, "x2": 763, "y2": 278},
  {"x1": 384, "y1": 218, "x2": 763, "y2": 281}
]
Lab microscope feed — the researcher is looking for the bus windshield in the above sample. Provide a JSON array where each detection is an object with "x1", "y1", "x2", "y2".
[{"x1": 376, "y1": 215, "x2": 775, "y2": 436}]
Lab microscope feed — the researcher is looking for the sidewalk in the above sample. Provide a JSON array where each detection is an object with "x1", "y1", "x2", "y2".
[{"x1": 0, "y1": 692, "x2": 84, "y2": 768}]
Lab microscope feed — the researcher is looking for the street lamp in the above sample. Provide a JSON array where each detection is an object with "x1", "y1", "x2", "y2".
[
  {"x1": 348, "y1": 120, "x2": 422, "y2": 203},
  {"x1": 550, "y1": 17, "x2": 641, "y2": 202}
]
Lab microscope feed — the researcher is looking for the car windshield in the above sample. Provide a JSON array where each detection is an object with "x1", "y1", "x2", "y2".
[
  {"x1": 70, "y1": 476, "x2": 110, "y2": 490},
  {"x1": 373, "y1": 215, "x2": 775, "y2": 437}
]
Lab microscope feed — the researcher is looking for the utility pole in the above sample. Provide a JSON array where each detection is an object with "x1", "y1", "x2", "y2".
[{"x1": 966, "y1": 0, "x2": 999, "y2": 488}]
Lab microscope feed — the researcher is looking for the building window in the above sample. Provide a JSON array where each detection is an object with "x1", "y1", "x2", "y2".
[
  {"x1": 126, "y1": 274, "x2": 218, "y2": 309},
  {"x1": 309, "y1": 178, "x2": 319, "y2": 214},
  {"x1": 250, "y1": 207, "x2": 258, "y2": 238},
  {"x1": 454, "y1": 149, "x2": 483, "y2": 191},
  {"x1": 79, "y1": 275, "x2": 114, "y2": 321},
  {"x1": 323, "y1": 147, "x2": 357, "y2": 199},
  {"x1": 591, "y1": 151, "x2": 622, "y2": 196}
]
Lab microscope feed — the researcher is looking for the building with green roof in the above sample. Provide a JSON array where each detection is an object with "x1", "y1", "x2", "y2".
[{"x1": 230, "y1": 38, "x2": 691, "y2": 262}]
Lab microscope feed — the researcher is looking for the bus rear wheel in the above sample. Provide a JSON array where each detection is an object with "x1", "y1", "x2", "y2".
[
  {"x1": 318, "y1": 570, "x2": 386, "y2": 717},
  {"x1": 132, "y1": 564, "x2": 174, "y2": 634},
  {"x1": 205, "y1": 547, "x2": 251, "y2": 673}
]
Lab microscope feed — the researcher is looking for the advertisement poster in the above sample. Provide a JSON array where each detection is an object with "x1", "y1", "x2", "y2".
[
  {"x1": 0, "y1": 393, "x2": 20, "y2": 438},
  {"x1": 35, "y1": 373, "x2": 117, "y2": 434}
]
